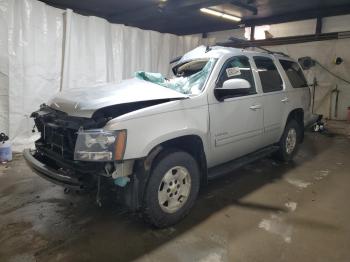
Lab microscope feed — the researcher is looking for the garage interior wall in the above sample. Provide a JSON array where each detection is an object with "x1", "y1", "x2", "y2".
[
  {"x1": 0, "y1": 0, "x2": 202, "y2": 151},
  {"x1": 265, "y1": 40, "x2": 350, "y2": 121},
  {"x1": 208, "y1": 17, "x2": 350, "y2": 121}
]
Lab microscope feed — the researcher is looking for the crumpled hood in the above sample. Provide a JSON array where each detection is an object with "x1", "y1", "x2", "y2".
[{"x1": 50, "y1": 78, "x2": 188, "y2": 118}]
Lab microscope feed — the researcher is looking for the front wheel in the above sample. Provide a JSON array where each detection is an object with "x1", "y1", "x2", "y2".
[
  {"x1": 142, "y1": 150, "x2": 200, "y2": 228},
  {"x1": 275, "y1": 119, "x2": 301, "y2": 162}
]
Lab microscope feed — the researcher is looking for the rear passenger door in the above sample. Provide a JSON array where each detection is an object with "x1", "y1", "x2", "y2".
[
  {"x1": 279, "y1": 59, "x2": 311, "y2": 122},
  {"x1": 253, "y1": 56, "x2": 286, "y2": 145}
]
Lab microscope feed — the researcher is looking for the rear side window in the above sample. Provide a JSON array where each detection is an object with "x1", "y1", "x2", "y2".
[
  {"x1": 254, "y1": 56, "x2": 283, "y2": 93},
  {"x1": 279, "y1": 60, "x2": 308, "y2": 88}
]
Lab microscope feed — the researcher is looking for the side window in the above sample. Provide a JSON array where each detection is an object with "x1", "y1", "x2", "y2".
[
  {"x1": 279, "y1": 60, "x2": 308, "y2": 88},
  {"x1": 217, "y1": 56, "x2": 256, "y2": 95},
  {"x1": 254, "y1": 56, "x2": 283, "y2": 93}
]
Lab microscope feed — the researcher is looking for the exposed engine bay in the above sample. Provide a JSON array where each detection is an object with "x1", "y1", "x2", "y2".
[{"x1": 32, "y1": 97, "x2": 175, "y2": 159}]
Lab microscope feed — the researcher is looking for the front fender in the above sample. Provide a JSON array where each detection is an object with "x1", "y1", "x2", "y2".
[{"x1": 105, "y1": 105, "x2": 209, "y2": 160}]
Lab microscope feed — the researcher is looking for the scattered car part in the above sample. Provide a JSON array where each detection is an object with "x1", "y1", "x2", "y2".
[{"x1": 0, "y1": 133, "x2": 12, "y2": 163}]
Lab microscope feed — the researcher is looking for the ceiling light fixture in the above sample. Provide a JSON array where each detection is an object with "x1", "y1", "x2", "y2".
[{"x1": 200, "y1": 8, "x2": 241, "y2": 22}]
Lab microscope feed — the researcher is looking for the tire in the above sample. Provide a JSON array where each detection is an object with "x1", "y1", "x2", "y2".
[
  {"x1": 275, "y1": 119, "x2": 301, "y2": 162},
  {"x1": 142, "y1": 150, "x2": 200, "y2": 228}
]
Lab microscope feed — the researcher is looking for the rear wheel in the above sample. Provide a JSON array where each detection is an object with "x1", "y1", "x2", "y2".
[
  {"x1": 275, "y1": 119, "x2": 301, "y2": 162},
  {"x1": 142, "y1": 150, "x2": 200, "y2": 228}
]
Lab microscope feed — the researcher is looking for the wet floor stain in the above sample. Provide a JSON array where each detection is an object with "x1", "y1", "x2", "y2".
[
  {"x1": 259, "y1": 213, "x2": 293, "y2": 243},
  {"x1": 1, "y1": 133, "x2": 350, "y2": 261},
  {"x1": 285, "y1": 201, "x2": 297, "y2": 212},
  {"x1": 285, "y1": 178, "x2": 312, "y2": 189}
]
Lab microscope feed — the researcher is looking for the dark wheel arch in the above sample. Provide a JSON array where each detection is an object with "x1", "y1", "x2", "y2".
[
  {"x1": 121, "y1": 135, "x2": 207, "y2": 211},
  {"x1": 147, "y1": 135, "x2": 208, "y2": 183},
  {"x1": 142, "y1": 149, "x2": 201, "y2": 227},
  {"x1": 284, "y1": 108, "x2": 304, "y2": 143}
]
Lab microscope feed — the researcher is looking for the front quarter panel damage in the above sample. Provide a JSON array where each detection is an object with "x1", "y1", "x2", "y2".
[{"x1": 104, "y1": 99, "x2": 209, "y2": 160}]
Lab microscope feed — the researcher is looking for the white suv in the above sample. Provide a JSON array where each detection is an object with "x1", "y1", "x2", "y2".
[{"x1": 24, "y1": 45, "x2": 316, "y2": 227}]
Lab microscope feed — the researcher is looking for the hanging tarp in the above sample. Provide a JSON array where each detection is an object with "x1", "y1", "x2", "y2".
[{"x1": 0, "y1": 0, "x2": 202, "y2": 151}]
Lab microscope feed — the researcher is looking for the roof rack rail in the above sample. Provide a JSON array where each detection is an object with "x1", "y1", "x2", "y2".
[{"x1": 216, "y1": 37, "x2": 290, "y2": 57}]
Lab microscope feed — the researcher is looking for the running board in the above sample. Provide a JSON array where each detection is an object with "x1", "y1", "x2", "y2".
[{"x1": 207, "y1": 146, "x2": 279, "y2": 180}]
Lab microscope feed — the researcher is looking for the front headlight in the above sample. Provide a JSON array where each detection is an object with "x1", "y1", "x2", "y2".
[{"x1": 74, "y1": 129, "x2": 127, "y2": 162}]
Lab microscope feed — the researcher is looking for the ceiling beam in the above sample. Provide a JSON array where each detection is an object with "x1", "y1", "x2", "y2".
[
  {"x1": 170, "y1": 4, "x2": 350, "y2": 35},
  {"x1": 315, "y1": 17, "x2": 323, "y2": 36},
  {"x1": 218, "y1": 32, "x2": 343, "y2": 47},
  {"x1": 109, "y1": 0, "x2": 233, "y2": 22},
  {"x1": 242, "y1": 4, "x2": 350, "y2": 28},
  {"x1": 231, "y1": 0, "x2": 257, "y2": 15},
  {"x1": 250, "y1": 25, "x2": 255, "y2": 40},
  {"x1": 39, "y1": 0, "x2": 109, "y2": 18}
]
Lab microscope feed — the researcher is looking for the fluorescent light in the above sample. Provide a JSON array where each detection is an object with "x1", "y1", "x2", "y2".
[
  {"x1": 200, "y1": 8, "x2": 241, "y2": 22},
  {"x1": 200, "y1": 8, "x2": 223, "y2": 17}
]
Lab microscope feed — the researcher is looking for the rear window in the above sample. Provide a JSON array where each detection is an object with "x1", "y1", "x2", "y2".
[
  {"x1": 279, "y1": 60, "x2": 308, "y2": 88},
  {"x1": 254, "y1": 57, "x2": 283, "y2": 93}
]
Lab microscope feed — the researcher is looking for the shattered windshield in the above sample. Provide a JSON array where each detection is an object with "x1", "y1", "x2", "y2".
[{"x1": 135, "y1": 58, "x2": 217, "y2": 95}]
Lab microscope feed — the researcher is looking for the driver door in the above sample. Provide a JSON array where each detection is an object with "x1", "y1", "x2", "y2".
[{"x1": 208, "y1": 55, "x2": 264, "y2": 167}]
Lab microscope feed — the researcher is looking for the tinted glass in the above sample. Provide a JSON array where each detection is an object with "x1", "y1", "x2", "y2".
[
  {"x1": 217, "y1": 56, "x2": 256, "y2": 95},
  {"x1": 254, "y1": 56, "x2": 283, "y2": 93},
  {"x1": 279, "y1": 60, "x2": 308, "y2": 88}
]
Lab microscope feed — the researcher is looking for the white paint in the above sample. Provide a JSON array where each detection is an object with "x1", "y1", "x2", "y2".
[
  {"x1": 320, "y1": 170, "x2": 330, "y2": 176},
  {"x1": 322, "y1": 14, "x2": 350, "y2": 33},
  {"x1": 315, "y1": 169, "x2": 330, "y2": 181},
  {"x1": 268, "y1": 19, "x2": 316, "y2": 38},
  {"x1": 285, "y1": 201, "x2": 297, "y2": 212},
  {"x1": 206, "y1": 28, "x2": 246, "y2": 43},
  {"x1": 285, "y1": 178, "x2": 312, "y2": 189},
  {"x1": 245, "y1": 25, "x2": 271, "y2": 40},
  {"x1": 259, "y1": 214, "x2": 293, "y2": 243},
  {"x1": 199, "y1": 252, "x2": 225, "y2": 262}
]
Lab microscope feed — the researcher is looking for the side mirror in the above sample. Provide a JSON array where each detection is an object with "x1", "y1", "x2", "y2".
[
  {"x1": 215, "y1": 78, "x2": 251, "y2": 101},
  {"x1": 222, "y1": 78, "x2": 251, "y2": 90}
]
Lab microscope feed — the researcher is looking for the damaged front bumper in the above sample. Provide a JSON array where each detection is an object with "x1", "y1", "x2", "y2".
[{"x1": 23, "y1": 149, "x2": 87, "y2": 190}]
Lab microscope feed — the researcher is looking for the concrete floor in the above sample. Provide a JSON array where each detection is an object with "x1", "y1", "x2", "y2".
[{"x1": 1, "y1": 130, "x2": 350, "y2": 262}]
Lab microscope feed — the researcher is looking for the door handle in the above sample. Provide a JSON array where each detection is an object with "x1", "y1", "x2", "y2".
[
  {"x1": 249, "y1": 104, "x2": 262, "y2": 110},
  {"x1": 281, "y1": 97, "x2": 289, "y2": 103}
]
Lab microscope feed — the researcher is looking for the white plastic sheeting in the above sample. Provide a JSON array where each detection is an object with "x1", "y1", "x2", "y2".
[
  {"x1": 1, "y1": 0, "x2": 64, "y2": 150},
  {"x1": 0, "y1": 0, "x2": 10, "y2": 136},
  {"x1": 0, "y1": 0, "x2": 202, "y2": 151},
  {"x1": 62, "y1": 9, "x2": 202, "y2": 89}
]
